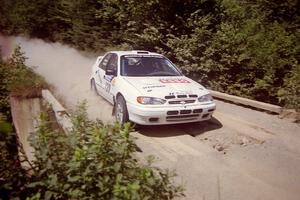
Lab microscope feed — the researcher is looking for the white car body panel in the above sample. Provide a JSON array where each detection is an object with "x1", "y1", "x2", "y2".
[{"x1": 90, "y1": 51, "x2": 216, "y2": 125}]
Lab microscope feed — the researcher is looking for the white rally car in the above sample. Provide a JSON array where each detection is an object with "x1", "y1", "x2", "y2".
[{"x1": 90, "y1": 51, "x2": 216, "y2": 125}]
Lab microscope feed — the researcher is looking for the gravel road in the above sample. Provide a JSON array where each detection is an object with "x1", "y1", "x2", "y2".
[{"x1": 2, "y1": 36, "x2": 300, "y2": 200}]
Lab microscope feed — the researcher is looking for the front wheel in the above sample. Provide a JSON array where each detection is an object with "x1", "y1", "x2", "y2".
[{"x1": 115, "y1": 96, "x2": 129, "y2": 124}]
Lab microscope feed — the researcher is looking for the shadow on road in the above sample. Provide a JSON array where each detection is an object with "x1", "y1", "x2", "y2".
[{"x1": 134, "y1": 117, "x2": 223, "y2": 137}]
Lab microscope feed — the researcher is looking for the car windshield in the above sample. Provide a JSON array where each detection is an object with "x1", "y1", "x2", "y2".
[{"x1": 120, "y1": 56, "x2": 182, "y2": 77}]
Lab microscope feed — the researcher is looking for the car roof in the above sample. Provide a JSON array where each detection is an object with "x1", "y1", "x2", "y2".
[{"x1": 109, "y1": 50, "x2": 162, "y2": 57}]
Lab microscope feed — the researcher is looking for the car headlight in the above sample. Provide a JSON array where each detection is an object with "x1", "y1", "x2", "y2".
[
  {"x1": 198, "y1": 94, "x2": 213, "y2": 102},
  {"x1": 137, "y1": 96, "x2": 166, "y2": 105}
]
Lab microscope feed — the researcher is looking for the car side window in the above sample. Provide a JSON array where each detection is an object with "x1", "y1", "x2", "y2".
[
  {"x1": 98, "y1": 54, "x2": 112, "y2": 70},
  {"x1": 106, "y1": 54, "x2": 118, "y2": 74}
]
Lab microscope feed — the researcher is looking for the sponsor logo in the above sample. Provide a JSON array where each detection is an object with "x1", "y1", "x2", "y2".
[
  {"x1": 159, "y1": 78, "x2": 190, "y2": 83},
  {"x1": 142, "y1": 85, "x2": 166, "y2": 89}
]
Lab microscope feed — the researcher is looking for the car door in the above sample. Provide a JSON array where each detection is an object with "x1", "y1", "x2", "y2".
[
  {"x1": 103, "y1": 53, "x2": 118, "y2": 103},
  {"x1": 94, "y1": 53, "x2": 112, "y2": 97}
]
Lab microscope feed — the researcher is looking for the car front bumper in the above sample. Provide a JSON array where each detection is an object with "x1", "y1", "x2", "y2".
[{"x1": 127, "y1": 102, "x2": 216, "y2": 125}]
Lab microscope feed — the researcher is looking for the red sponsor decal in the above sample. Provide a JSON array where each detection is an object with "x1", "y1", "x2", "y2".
[{"x1": 159, "y1": 78, "x2": 190, "y2": 83}]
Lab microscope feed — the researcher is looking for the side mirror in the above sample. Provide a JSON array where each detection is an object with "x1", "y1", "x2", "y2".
[{"x1": 106, "y1": 68, "x2": 116, "y2": 76}]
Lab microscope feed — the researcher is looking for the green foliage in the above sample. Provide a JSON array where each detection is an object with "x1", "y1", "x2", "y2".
[
  {"x1": 0, "y1": 113, "x2": 29, "y2": 199},
  {"x1": 0, "y1": 113, "x2": 12, "y2": 134},
  {"x1": 0, "y1": 45, "x2": 48, "y2": 99},
  {"x1": 0, "y1": 0, "x2": 299, "y2": 108},
  {"x1": 278, "y1": 64, "x2": 300, "y2": 109},
  {"x1": 165, "y1": 0, "x2": 300, "y2": 107},
  {"x1": 25, "y1": 103, "x2": 183, "y2": 199},
  {"x1": 0, "y1": 58, "x2": 11, "y2": 117},
  {"x1": 0, "y1": 103, "x2": 183, "y2": 199}
]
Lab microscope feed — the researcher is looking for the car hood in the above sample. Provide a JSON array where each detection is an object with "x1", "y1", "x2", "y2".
[{"x1": 123, "y1": 76, "x2": 209, "y2": 97}]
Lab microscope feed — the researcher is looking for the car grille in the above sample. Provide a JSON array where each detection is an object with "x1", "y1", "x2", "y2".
[
  {"x1": 166, "y1": 114, "x2": 200, "y2": 121},
  {"x1": 165, "y1": 94, "x2": 198, "y2": 105},
  {"x1": 165, "y1": 94, "x2": 198, "y2": 99},
  {"x1": 169, "y1": 100, "x2": 196, "y2": 104},
  {"x1": 166, "y1": 109, "x2": 203, "y2": 121},
  {"x1": 167, "y1": 109, "x2": 203, "y2": 115}
]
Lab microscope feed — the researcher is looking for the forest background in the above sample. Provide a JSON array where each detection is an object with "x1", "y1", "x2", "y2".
[{"x1": 0, "y1": 0, "x2": 299, "y2": 108}]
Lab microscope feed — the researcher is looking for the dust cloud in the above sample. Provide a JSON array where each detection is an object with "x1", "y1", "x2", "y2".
[{"x1": 0, "y1": 35, "x2": 115, "y2": 123}]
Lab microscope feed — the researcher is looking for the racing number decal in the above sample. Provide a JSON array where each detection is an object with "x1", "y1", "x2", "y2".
[
  {"x1": 97, "y1": 71, "x2": 102, "y2": 84},
  {"x1": 104, "y1": 76, "x2": 114, "y2": 93}
]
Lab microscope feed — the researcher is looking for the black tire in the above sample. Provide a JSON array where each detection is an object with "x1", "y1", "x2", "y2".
[
  {"x1": 91, "y1": 79, "x2": 99, "y2": 95},
  {"x1": 115, "y1": 95, "x2": 129, "y2": 124}
]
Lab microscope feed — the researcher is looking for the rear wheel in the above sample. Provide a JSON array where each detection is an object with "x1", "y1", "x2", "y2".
[{"x1": 115, "y1": 96, "x2": 129, "y2": 124}]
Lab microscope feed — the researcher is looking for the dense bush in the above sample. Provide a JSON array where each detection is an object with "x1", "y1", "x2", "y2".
[
  {"x1": 0, "y1": 0, "x2": 299, "y2": 108},
  {"x1": 0, "y1": 54, "x2": 11, "y2": 118},
  {"x1": 1, "y1": 104, "x2": 183, "y2": 200},
  {"x1": 166, "y1": 0, "x2": 300, "y2": 107},
  {"x1": 26, "y1": 103, "x2": 183, "y2": 200},
  {"x1": 0, "y1": 113, "x2": 29, "y2": 199},
  {"x1": 5, "y1": 46, "x2": 48, "y2": 98}
]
